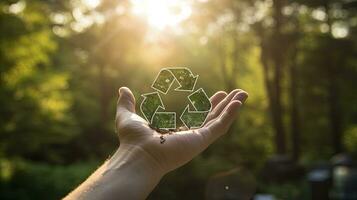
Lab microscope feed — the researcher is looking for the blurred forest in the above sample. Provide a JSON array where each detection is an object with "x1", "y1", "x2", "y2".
[{"x1": 0, "y1": 0, "x2": 357, "y2": 199}]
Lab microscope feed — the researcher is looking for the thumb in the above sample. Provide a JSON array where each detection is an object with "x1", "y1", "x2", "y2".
[{"x1": 117, "y1": 87, "x2": 136, "y2": 113}]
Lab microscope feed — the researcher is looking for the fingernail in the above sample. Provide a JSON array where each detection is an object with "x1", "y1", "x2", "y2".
[
  {"x1": 230, "y1": 89, "x2": 241, "y2": 95},
  {"x1": 233, "y1": 92, "x2": 248, "y2": 103},
  {"x1": 119, "y1": 87, "x2": 126, "y2": 95}
]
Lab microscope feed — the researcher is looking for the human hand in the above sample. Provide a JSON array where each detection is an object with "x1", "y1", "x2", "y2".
[
  {"x1": 111, "y1": 87, "x2": 248, "y2": 175},
  {"x1": 65, "y1": 86, "x2": 248, "y2": 200}
]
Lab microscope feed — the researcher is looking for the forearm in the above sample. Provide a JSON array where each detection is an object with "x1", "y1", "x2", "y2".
[{"x1": 64, "y1": 144, "x2": 164, "y2": 200}]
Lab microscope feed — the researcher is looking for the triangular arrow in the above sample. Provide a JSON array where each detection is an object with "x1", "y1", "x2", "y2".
[
  {"x1": 140, "y1": 92, "x2": 164, "y2": 122},
  {"x1": 180, "y1": 105, "x2": 209, "y2": 129},
  {"x1": 169, "y1": 67, "x2": 198, "y2": 92},
  {"x1": 151, "y1": 112, "x2": 176, "y2": 129},
  {"x1": 151, "y1": 69, "x2": 176, "y2": 94},
  {"x1": 188, "y1": 88, "x2": 212, "y2": 112}
]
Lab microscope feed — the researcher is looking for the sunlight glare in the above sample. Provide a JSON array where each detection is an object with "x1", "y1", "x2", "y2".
[
  {"x1": 82, "y1": 0, "x2": 100, "y2": 9},
  {"x1": 332, "y1": 23, "x2": 349, "y2": 38},
  {"x1": 131, "y1": 0, "x2": 192, "y2": 30}
]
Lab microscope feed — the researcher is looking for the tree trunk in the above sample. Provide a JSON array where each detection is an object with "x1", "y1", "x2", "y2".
[
  {"x1": 290, "y1": 43, "x2": 301, "y2": 160},
  {"x1": 218, "y1": 36, "x2": 235, "y2": 91},
  {"x1": 324, "y1": 1, "x2": 343, "y2": 153},
  {"x1": 271, "y1": 0, "x2": 287, "y2": 154},
  {"x1": 327, "y1": 68, "x2": 342, "y2": 153},
  {"x1": 252, "y1": 0, "x2": 288, "y2": 155},
  {"x1": 259, "y1": 40, "x2": 286, "y2": 155}
]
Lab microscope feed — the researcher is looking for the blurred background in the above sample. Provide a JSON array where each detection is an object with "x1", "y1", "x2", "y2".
[{"x1": 0, "y1": 0, "x2": 357, "y2": 199}]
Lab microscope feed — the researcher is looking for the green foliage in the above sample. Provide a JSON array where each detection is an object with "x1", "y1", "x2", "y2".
[
  {"x1": 258, "y1": 180, "x2": 309, "y2": 200},
  {"x1": 0, "y1": 159, "x2": 97, "y2": 200},
  {"x1": 0, "y1": 0, "x2": 78, "y2": 162},
  {"x1": 344, "y1": 126, "x2": 357, "y2": 157}
]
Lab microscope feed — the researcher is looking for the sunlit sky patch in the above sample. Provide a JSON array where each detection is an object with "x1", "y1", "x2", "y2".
[{"x1": 130, "y1": 0, "x2": 192, "y2": 30}]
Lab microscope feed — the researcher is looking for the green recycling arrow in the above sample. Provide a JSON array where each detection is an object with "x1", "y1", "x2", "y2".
[
  {"x1": 151, "y1": 69, "x2": 176, "y2": 94},
  {"x1": 141, "y1": 68, "x2": 211, "y2": 130},
  {"x1": 140, "y1": 92, "x2": 164, "y2": 122},
  {"x1": 169, "y1": 68, "x2": 198, "y2": 91},
  {"x1": 152, "y1": 67, "x2": 198, "y2": 94},
  {"x1": 151, "y1": 112, "x2": 176, "y2": 129},
  {"x1": 188, "y1": 88, "x2": 211, "y2": 111},
  {"x1": 180, "y1": 88, "x2": 212, "y2": 128},
  {"x1": 180, "y1": 105, "x2": 209, "y2": 128},
  {"x1": 140, "y1": 91, "x2": 176, "y2": 129}
]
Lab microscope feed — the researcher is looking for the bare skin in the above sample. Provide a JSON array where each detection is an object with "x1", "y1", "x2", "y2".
[{"x1": 64, "y1": 87, "x2": 248, "y2": 200}]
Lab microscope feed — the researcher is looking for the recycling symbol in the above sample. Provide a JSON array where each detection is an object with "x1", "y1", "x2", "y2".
[{"x1": 140, "y1": 67, "x2": 212, "y2": 130}]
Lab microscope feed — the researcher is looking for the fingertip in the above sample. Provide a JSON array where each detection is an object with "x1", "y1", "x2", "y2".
[
  {"x1": 225, "y1": 89, "x2": 241, "y2": 100},
  {"x1": 217, "y1": 91, "x2": 228, "y2": 96},
  {"x1": 233, "y1": 91, "x2": 248, "y2": 103},
  {"x1": 231, "y1": 88, "x2": 242, "y2": 94},
  {"x1": 117, "y1": 87, "x2": 136, "y2": 113},
  {"x1": 119, "y1": 87, "x2": 135, "y2": 100},
  {"x1": 226, "y1": 89, "x2": 242, "y2": 101},
  {"x1": 244, "y1": 91, "x2": 249, "y2": 97},
  {"x1": 119, "y1": 87, "x2": 130, "y2": 95},
  {"x1": 241, "y1": 91, "x2": 249, "y2": 99}
]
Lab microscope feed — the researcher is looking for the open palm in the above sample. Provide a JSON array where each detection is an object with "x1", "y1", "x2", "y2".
[{"x1": 115, "y1": 87, "x2": 248, "y2": 173}]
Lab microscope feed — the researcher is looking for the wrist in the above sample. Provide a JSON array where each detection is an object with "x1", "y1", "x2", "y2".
[
  {"x1": 100, "y1": 144, "x2": 164, "y2": 199},
  {"x1": 65, "y1": 144, "x2": 164, "y2": 200},
  {"x1": 107, "y1": 143, "x2": 165, "y2": 177}
]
